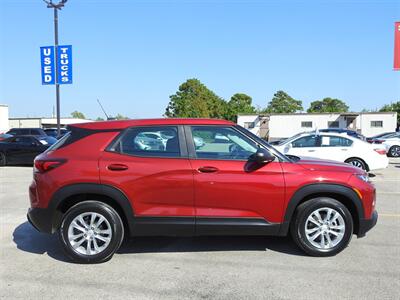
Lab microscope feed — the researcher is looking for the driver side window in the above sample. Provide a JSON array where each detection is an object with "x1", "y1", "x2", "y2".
[{"x1": 191, "y1": 126, "x2": 258, "y2": 160}]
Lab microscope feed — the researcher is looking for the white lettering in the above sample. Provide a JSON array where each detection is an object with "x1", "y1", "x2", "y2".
[
  {"x1": 44, "y1": 57, "x2": 51, "y2": 65},
  {"x1": 61, "y1": 65, "x2": 68, "y2": 71},
  {"x1": 43, "y1": 48, "x2": 51, "y2": 56},
  {"x1": 44, "y1": 75, "x2": 52, "y2": 82},
  {"x1": 44, "y1": 66, "x2": 52, "y2": 74},
  {"x1": 60, "y1": 54, "x2": 68, "y2": 59},
  {"x1": 61, "y1": 71, "x2": 68, "y2": 76},
  {"x1": 60, "y1": 59, "x2": 69, "y2": 65},
  {"x1": 59, "y1": 47, "x2": 68, "y2": 53}
]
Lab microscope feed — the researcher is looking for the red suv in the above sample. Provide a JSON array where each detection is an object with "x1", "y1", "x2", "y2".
[{"x1": 27, "y1": 119, "x2": 377, "y2": 263}]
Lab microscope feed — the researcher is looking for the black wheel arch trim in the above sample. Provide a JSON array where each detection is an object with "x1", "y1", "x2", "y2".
[
  {"x1": 45, "y1": 183, "x2": 135, "y2": 234},
  {"x1": 278, "y1": 183, "x2": 365, "y2": 236}
]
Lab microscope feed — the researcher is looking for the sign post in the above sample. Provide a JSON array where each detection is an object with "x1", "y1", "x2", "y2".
[
  {"x1": 394, "y1": 22, "x2": 400, "y2": 71},
  {"x1": 42, "y1": 0, "x2": 69, "y2": 137}
]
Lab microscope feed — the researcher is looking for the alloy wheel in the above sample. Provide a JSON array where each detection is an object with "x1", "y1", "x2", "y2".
[
  {"x1": 390, "y1": 146, "x2": 400, "y2": 157},
  {"x1": 304, "y1": 207, "x2": 345, "y2": 250},
  {"x1": 67, "y1": 212, "x2": 112, "y2": 256}
]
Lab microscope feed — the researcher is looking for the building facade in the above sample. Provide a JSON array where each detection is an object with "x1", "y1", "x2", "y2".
[
  {"x1": 237, "y1": 112, "x2": 398, "y2": 141},
  {"x1": 8, "y1": 117, "x2": 92, "y2": 129}
]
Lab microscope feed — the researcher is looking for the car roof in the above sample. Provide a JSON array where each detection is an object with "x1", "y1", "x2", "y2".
[{"x1": 69, "y1": 118, "x2": 234, "y2": 130}]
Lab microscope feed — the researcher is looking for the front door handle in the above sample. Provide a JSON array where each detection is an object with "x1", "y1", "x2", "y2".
[
  {"x1": 308, "y1": 150, "x2": 316, "y2": 152},
  {"x1": 107, "y1": 164, "x2": 128, "y2": 171},
  {"x1": 198, "y1": 166, "x2": 219, "y2": 173}
]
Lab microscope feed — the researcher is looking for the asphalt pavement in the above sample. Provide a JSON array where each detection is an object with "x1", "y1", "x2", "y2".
[{"x1": 0, "y1": 159, "x2": 399, "y2": 299}]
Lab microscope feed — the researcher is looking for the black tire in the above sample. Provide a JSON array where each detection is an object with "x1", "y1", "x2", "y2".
[
  {"x1": 0, "y1": 152, "x2": 6, "y2": 166},
  {"x1": 290, "y1": 198, "x2": 353, "y2": 257},
  {"x1": 59, "y1": 201, "x2": 124, "y2": 264},
  {"x1": 388, "y1": 145, "x2": 400, "y2": 157},
  {"x1": 345, "y1": 157, "x2": 367, "y2": 171}
]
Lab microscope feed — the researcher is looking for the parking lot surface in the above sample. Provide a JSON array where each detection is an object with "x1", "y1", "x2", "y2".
[{"x1": 1, "y1": 159, "x2": 399, "y2": 299}]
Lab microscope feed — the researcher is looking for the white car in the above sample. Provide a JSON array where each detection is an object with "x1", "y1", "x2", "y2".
[
  {"x1": 274, "y1": 132, "x2": 388, "y2": 171},
  {"x1": 379, "y1": 134, "x2": 400, "y2": 157}
]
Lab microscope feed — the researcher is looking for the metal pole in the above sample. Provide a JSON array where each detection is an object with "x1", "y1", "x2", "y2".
[{"x1": 54, "y1": 7, "x2": 61, "y2": 137}]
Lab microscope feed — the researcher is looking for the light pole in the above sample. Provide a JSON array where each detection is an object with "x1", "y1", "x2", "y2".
[{"x1": 43, "y1": 0, "x2": 68, "y2": 137}]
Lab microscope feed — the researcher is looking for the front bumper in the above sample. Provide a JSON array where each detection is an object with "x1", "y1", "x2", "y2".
[
  {"x1": 27, "y1": 207, "x2": 61, "y2": 234},
  {"x1": 357, "y1": 210, "x2": 378, "y2": 238}
]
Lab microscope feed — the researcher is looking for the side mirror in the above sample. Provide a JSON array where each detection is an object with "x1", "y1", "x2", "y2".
[{"x1": 249, "y1": 148, "x2": 275, "y2": 164}]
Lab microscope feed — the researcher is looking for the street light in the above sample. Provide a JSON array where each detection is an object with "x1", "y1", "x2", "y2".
[{"x1": 43, "y1": 0, "x2": 68, "y2": 137}]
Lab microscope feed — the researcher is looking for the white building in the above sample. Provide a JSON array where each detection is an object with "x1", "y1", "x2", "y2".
[
  {"x1": 8, "y1": 117, "x2": 93, "y2": 129},
  {"x1": 0, "y1": 104, "x2": 9, "y2": 133},
  {"x1": 237, "y1": 112, "x2": 398, "y2": 141}
]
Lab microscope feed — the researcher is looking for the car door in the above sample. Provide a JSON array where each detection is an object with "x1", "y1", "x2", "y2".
[
  {"x1": 317, "y1": 135, "x2": 353, "y2": 162},
  {"x1": 99, "y1": 125, "x2": 195, "y2": 235},
  {"x1": 186, "y1": 125, "x2": 285, "y2": 235},
  {"x1": 5, "y1": 136, "x2": 39, "y2": 164},
  {"x1": 284, "y1": 134, "x2": 320, "y2": 158}
]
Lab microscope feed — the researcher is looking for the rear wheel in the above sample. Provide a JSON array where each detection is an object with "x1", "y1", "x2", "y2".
[
  {"x1": 345, "y1": 157, "x2": 367, "y2": 170},
  {"x1": 389, "y1": 145, "x2": 400, "y2": 157},
  {"x1": 59, "y1": 201, "x2": 124, "y2": 264},
  {"x1": 290, "y1": 198, "x2": 353, "y2": 257},
  {"x1": 0, "y1": 152, "x2": 6, "y2": 166}
]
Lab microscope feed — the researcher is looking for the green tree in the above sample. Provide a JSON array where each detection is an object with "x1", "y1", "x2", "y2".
[
  {"x1": 114, "y1": 113, "x2": 129, "y2": 120},
  {"x1": 96, "y1": 117, "x2": 105, "y2": 121},
  {"x1": 380, "y1": 101, "x2": 400, "y2": 123},
  {"x1": 165, "y1": 79, "x2": 227, "y2": 119},
  {"x1": 307, "y1": 98, "x2": 349, "y2": 113},
  {"x1": 71, "y1": 111, "x2": 86, "y2": 119},
  {"x1": 264, "y1": 91, "x2": 303, "y2": 113},
  {"x1": 226, "y1": 93, "x2": 256, "y2": 122}
]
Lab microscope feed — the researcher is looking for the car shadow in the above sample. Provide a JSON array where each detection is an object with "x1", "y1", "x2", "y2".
[{"x1": 13, "y1": 222, "x2": 306, "y2": 263}]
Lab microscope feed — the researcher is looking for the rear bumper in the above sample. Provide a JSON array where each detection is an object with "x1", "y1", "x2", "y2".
[
  {"x1": 27, "y1": 207, "x2": 59, "y2": 234},
  {"x1": 357, "y1": 210, "x2": 378, "y2": 237}
]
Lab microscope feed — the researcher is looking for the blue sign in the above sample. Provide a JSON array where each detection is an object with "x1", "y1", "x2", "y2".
[
  {"x1": 57, "y1": 45, "x2": 73, "y2": 84},
  {"x1": 40, "y1": 46, "x2": 55, "y2": 85}
]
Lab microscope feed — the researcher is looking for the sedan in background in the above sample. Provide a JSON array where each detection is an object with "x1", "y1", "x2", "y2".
[
  {"x1": 366, "y1": 132, "x2": 398, "y2": 143},
  {"x1": 0, "y1": 135, "x2": 57, "y2": 166},
  {"x1": 274, "y1": 132, "x2": 388, "y2": 171},
  {"x1": 6, "y1": 128, "x2": 47, "y2": 136}
]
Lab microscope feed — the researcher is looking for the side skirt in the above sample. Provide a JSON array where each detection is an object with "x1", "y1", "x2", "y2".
[{"x1": 131, "y1": 217, "x2": 281, "y2": 237}]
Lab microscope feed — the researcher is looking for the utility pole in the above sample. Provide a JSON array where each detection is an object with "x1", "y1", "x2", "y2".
[{"x1": 43, "y1": 0, "x2": 68, "y2": 137}]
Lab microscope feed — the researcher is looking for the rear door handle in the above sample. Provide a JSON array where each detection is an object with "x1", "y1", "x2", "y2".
[
  {"x1": 107, "y1": 164, "x2": 128, "y2": 171},
  {"x1": 198, "y1": 166, "x2": 219, "y2": 173},
  {"x1": 308, "y1": 150, "x2": 316, "y2": 152}
]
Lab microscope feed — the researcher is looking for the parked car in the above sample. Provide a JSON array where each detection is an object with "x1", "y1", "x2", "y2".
[
  {"x1": 274, "y1": 132, "x2": 388, "y2": 171},
  {"x1": 28, "y1": 119, "x2": 377, "y2": 263},
  {"x1": 0, "y1": 135, "x2": 57, "y2": 166},
  {"x1": 319, "y1": 129, "x2": 366, "y2": 141},
  {"x1": 381, "y1": 135, "x2": 400, "y2": 157},
  {"x1": 366, "y1": 132, "x2": 397, "y2": 143},
  {"x1": 7, "y1": 128, "x2": 47, "y2": 136},
  {"x1": 44, "y1": 128, "x2": 69, "y2": 138},
  {"x1": 0, "y1": 133, "x2": 13, "y2": 141}
]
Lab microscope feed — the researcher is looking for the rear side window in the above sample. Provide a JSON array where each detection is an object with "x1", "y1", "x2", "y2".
[
  {"x1": 111, "y1": 126, "x2": 181, "y2": 158},
  {"x1": 30, "y1": 129, "x2": 43, "y2": 135},
  {"x1": 321, "y1": 136, "x2": 353, "y2": 147},
  {"x1": 45, "y1": 132, "x2": 71, "y2": 151}
]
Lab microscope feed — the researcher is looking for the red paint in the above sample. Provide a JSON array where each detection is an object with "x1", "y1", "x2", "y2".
[
  {"x1": 29, "y1": 118, "x2": 376, "y2": 227},
  {"x1": 395, "y1": 22, "x2": 400, "y2": 70}
]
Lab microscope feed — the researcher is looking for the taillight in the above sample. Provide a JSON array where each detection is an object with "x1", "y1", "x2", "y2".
[
  {"x1": 34, "y1": 159, "x2": 66, "y2": 173},
  {"x1": 373, "y1": 140, "x2": 383, "y2": 144},
  {"x1": 374, "y1": 148, "x2": 386, "y2": 155}
]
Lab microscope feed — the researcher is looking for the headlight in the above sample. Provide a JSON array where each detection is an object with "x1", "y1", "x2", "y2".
[{"x1": 355, "y1": 174, "x2": 369, "y2": 182}]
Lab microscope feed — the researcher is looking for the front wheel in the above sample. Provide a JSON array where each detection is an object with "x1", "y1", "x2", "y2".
[
  {"x1": 59, "y1": 201, "x2": 124, "y2": 264},
  {"x1": 290, "y1": 198, "x2": 353, "y2": 257},
  {"x1": 389, "y1": 145, "x2": 400, "y2": 157}
]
